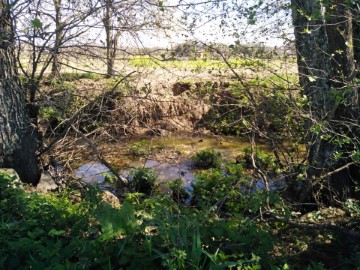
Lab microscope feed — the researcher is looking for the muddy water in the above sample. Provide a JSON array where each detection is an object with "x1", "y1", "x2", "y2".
[{"x1": 75, "y1": 135, "x2": 270, "y2": 186}]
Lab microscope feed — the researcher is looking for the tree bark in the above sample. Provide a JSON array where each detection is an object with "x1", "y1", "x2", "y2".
[
  {"x1": 51, "y1": 0, "x2": 63, "y2": 77},
  {"x1": 103, "y1": 0, "x2": 121, "y2": 78},
  {"x1": 291, "y1": 0, "x2": 359, "y2": 201},
  {"x1": 326, "y1": 1, "x2": 355, "y2": 84},
  {"x1": 0, "y1": 0, "x2": 40, "y2": 185},
  {"x1": 352, "y1": 3, "x2": 360, "y2": 72},
  {"x1": 291, "y1": 0, "x2": 334, "y2": 172}
]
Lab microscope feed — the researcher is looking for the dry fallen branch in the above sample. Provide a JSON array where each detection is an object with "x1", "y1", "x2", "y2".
[
  {"x1": 70, "y1": 125, "x2": 128, "y2": 188},
  {"x1": 38, "y1": 71, "x2": 136, "y2": 156},
  {"x1": 270, "y1": 214, "x2": 360, "y2": 240}
]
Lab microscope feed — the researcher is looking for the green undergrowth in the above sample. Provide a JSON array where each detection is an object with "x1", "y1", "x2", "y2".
[
  {"x1": 59, "y1": 72, "x2": 102, "y2": 81},
  {"x1": 1, "y1": 169, "x2": 359, "y2": 269}
]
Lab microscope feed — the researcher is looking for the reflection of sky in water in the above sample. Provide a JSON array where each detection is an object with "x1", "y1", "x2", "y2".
[
  {"x1": 75, "y1": 162, "x2": 110, "y2": 184},
  {"x1": 76, "y1": 159, "x2": 196, "y2": 188},
  {"x1": 144, "y1": 159, "x2": 195, "y2": 184}
]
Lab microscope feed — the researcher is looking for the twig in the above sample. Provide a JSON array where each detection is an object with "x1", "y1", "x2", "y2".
[
  {"x1": 38, "y1": 71, "x2": 136, "y2": 156},
  {"x1": 71, "y1": 125, "x2": 127, "y2": 187},
  {"x1": 270, "y1": 215, "x2": 360, "y2": 240}
]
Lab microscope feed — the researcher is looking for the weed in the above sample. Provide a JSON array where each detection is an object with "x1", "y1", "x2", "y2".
[
  {"x1": 129, "y1": 140, "x2": 152, "y2": 156},
  {"x1": 242, "y1": 147, "x2": 278, "y2": 172},
  {"x1": 60, "y1": 72, "x2": 102, "y2": 81},
  {"x1": 38, "y1": 106, "x2": 61, "y2": 121},
  {"x1": 128, "y1": 167, "x2": 157, "y2": 195},
  {"x1": 166, "y1": 179, "x2": 190, "y2": 203},
  {"x1": 192, "y1": 149, "x2": 222, "y2": 169}
]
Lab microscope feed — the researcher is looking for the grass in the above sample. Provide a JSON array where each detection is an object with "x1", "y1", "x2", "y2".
[
  {"x1": 1, "y1": 156, "x2": 360, "y2": 269},
  {"x1": 60, "y1": 72, "x2": 103, "y2": 81},
  {"x1": 128, "y1": 55, "x2": 296, "y2": 72}
]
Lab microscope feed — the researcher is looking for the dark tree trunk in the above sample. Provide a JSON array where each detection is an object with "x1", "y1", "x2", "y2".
[
  {"x1": 291, "y1": 0, "x2": 334, "y2": 172},
  {"x1": 291, "y1": 0, "x2": 359, "y2": 202},
  {"x1": 0, "y1": 0, "x2": 40, "y2": 185},
  {"x1": 353, "y1": 4, "x2": 360, "y2": 72},
  {"x1": 326, "y1": 1, "x2": 355, "y2": 84}
]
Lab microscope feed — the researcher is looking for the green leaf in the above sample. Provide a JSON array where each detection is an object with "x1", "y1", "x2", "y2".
[
  {"x1": 31, "y1": 18, "x2": 43, "y2": 29},
  {"x1": 351, "y1": 151, "x2": 360, "y2": 162},
  {"x1": 28, "y1": 227, "x2": 45, "y2": 239},
  {"x1": 48, "y1": 229, "x2": 66, "y2": 237}
]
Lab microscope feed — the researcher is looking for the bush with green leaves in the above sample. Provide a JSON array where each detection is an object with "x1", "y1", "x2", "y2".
[
  {"x1": 166, "y1": 179, "x2": 190, "y2": 203},
  {"x1": 242, "y1": 147, "x2": 278, "y2": 172},
  {"x1": 2, "y1": 169, "x2": 358, "y2": 269},
  {"x1": 192, "y1": 149, "x2": 222, "y2": 169},
  {"x1": 0, "y1": 173, "x2": 107, "y2": 269},
  {"x1": 190, "y1": 164, "x2": 254, "y2": 211},
  {"x1": 128, "y1": 167, "x2": 157, "y2": 195}
]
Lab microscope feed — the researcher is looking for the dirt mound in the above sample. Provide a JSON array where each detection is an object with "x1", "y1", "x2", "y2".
[{"x1": 108, "y1": 83, "x2": 213, "y2": 135}]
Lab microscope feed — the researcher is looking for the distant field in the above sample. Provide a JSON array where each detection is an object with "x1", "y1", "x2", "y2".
[{"x1": 18, "y1": 53, "x2": 298, "y2": 91}]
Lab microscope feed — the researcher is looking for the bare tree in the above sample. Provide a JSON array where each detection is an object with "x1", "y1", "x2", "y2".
[
  {"x1": 15, "y1": 0, "x2": 99, "y2": 103},
  {"x1": 100, "y1": 0, "x2": 171, "y2": 77}
]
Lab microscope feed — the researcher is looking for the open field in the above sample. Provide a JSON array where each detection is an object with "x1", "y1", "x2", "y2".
[{"x1": 19, "y1": 52, "x2": 298, "y2": 93}]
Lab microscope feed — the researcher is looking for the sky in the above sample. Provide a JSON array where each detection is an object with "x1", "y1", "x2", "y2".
[
  {"x1": 113, "y1": 0, "x2": 293, "y2": 49},
  {"x1": 13, "y1": 0, "x2": 293, "y2": 50}
]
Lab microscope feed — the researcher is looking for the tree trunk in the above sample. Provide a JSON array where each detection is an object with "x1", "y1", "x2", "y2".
[
  {"x1": 326, "y1": 1, "x2": 355, "y2": 84},
  {"x1": 291, "y1": 0, "x2": 359, "y2": 202},
  {"x1": 291, "y1": 0, "x2": 334, "y2": 172},
  {"x1": 0, "y1": 0, "x2": 40, "y2": 185},
  {"x1": 51, "y1": 0, "x2": 62, "y2": 77},
  {"x1": 103, "y1": 0, "x2": 121, "y2": 78},
  {"x1": 104, "y1": 0, "x2": 113, "y2": 78},
  {"x1": 353, "y1": 4, "x2": 360, "y2": 72}
]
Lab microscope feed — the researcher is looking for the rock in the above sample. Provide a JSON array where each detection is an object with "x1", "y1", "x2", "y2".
[
  {"x1": 0, "y1": 168, "x2": 21, "y2": 180},
  {"x1": 102, "y1": 190, "x2": 121, "y2": 208},
  {"x1": 36, "y1": 172, "x2": 58, "y2": 193},
  {"x1": 0, "y1": 168, "x2": 23, "y2": 188}
]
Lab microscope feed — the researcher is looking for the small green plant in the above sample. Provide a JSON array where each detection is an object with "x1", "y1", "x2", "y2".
[
  {"x1": 102, "y1": 172, "x2": 117, "y2": 184},
  {"x1": 129, "y1": 167, "x2": 157, "y2": 195},
  {"x1": 39, "y1": 106, "x2": 61, "y2": 121},
  {"x1": 167, "y1": 179, "x2": 190, "y2": 203},
  {"x1": 129, "y1": 140, "x2": 152, "y2": 156},
  {"x1": 242, "y1": 147, "x2": 277, "y2": 172},
  {"x1": 60, "y1": 72, "x2": 102, "y2": 81},
  {"x1": 192, "y1": 149, "x2": 222, "y2": 169},
  {"x1": 191, "y1": 166, "x2": 245, "y2": 211}
]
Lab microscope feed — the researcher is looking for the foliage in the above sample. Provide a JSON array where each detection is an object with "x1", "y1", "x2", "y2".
[
  {"x1": 242, "y1": 147, "x2": 278, "y2": 172},
  {"x1": 192, "y1": 149, "x2": 222, "y2": 169},
  {"x1": 2, "y1": 164, "x2": 360, "y2": 269},
  {"x1": 128, "y1": 167, "x2": 158, "y2": 195},
  {"x1": 129, "y1": 140, "x2": 152, "y2": 156},
  {"x1": 166, "y1": 179, "x2": 190, "y2": 203},
  {"x1": 191, "y1": 164, "x2": 253, "y2": 212},
  {"x1": 103, "y1": 171, "x2": 117, "y2": 184},
  {"x1": 38, "y1": 106, "x2": 61, "y2": 121},
  {"x1": 60, "y1": 72, "x2": 102, "y2": 81}
]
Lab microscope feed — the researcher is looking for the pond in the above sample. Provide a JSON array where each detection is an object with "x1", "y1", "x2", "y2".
[{"x1": 75, "y1": 135, "x2": 275, "y2": 190}]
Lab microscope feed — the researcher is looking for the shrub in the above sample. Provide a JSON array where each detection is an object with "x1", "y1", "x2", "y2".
[
  {"x1": 242, "y1": 147, "x2": 277, "y2": 172},
  {"x1": 167, "y1": 179, "x2": 190, "y2": 203},
  {"x1": 190, "y1": 165, "x2": 248, "y2": 211},
  {"x1": 129, "y1": 167, "x2": 157, "y2": 195},
  {"x1": 192, "y1": 149, "x2": 222, "y2": 169}
]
